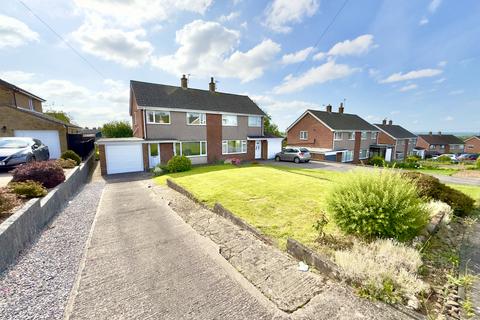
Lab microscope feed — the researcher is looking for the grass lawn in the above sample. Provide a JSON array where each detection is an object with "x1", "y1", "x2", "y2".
[
  {"x1": 415, "y1": 168, "x2": 458, "y2": 176},
  {"x1": 154, "y1": 164, "x2": 480, "y2": 250}
]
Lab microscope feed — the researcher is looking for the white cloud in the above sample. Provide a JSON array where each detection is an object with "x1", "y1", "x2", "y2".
[
  {"x1": 219, "y1": 11, "x2": 240, "y2": 22},
  {"x1": 449, "y1": 89, "x2": 464, "y2": 95},
  {"x1": 151, "y1": 20, "x2": 281, "y2": 82},
  {"x1": 0, "y1": 14, "x2": 39, "y2": 49},
  {"x1": 240, "y1": 21, "x2": 248, "y2": 29},
  {"x1": 444, "y1": 116, "x2": 454, "y2": 121},
  {"x1": 264, "y1": 0, "x2": 319, "y2": 33},
  {"x1": 273, "y1": 60, "x2": 360, "y2": 94},
  {"x1": 0, "y1": 70, "x2": 35, "y2": 82},
  {"x1": 419, "y1": 17, "x2": 429, "y2": 25},
  {"x1": 73, "y1": 0, "x2": 213, "y2": 27},
  {"x1": 428, "y1": 0, "x2": 442, "y2": 13},
  {"x1": 312, "y1": 52, "x2": 326, "y2": 61},
  {"x1": 380, "y1": 68, "x2": 443, "y2": 83},
  {"x1": 71, "y1": 17, "x2": 153, "y2": 67},
  {"x1": 281, "y1": 46, "x2": 314, "y2": 65},
  {"x1": 398, "y1": 83, "x2": 418, "y2": 92},
  {"x1": 327, "y1": 34, "x2": 376, "y2": 56},
  {"x1": 438, "y1": 60, "x2": 447, "y2": 67},
  {"x1": 433, "y1": 77, "x2": 446, "y2": 84}
]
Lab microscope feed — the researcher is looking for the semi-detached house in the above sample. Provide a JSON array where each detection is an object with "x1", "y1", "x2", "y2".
[
  {"x1": 373, "y1": 120, "x2": 417, "y2": 161},
  {"x1": 286, "y1": 104, "x2": 379, "y2": 163},
  {"x1": 98, "y1": 76, "x2": 283, "y2": 175}
]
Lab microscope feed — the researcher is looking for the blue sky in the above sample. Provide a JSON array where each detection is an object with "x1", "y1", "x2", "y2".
[{"x1": 1, "y1": 0, "x2": 479, "y2": 133}]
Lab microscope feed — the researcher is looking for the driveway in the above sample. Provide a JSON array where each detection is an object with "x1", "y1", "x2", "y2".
[
  {"x1": 66, "y1": 174, "x2": 278, "y2": 319},
  {"x1": 0, "y1": 171, "x2": 12, "y2": 187},
  {"x1": 259, "y1": 160, "x2": 480, "y2": 186}
]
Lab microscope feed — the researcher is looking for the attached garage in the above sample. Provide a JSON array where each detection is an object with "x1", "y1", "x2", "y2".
[
  {"x1": 105, "y1": 143, "x2": 144, "y2": 175},
  {"x1": 15, "y1": 130, "x2": 62, "y2": 159}
]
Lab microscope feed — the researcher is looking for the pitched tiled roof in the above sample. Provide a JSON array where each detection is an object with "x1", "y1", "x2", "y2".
[
  {"x1": 418, "y1": 134, "x2": 464, "y2": 145},
  {"x1": 307, "y1": 109, "x2": 378, "y2": 131},
  {"x1": 2, "y1": 105, "x2": 80, "y2": 128},
  {"x1": 0, "y1": 79, "x2": 45, "y2": 102},
  {"x1": 374, "y1": 124, "x2": 417, "y2": 139},
  {"x1": 131, "y1": 80, "x2": 265, "y2": 116}
]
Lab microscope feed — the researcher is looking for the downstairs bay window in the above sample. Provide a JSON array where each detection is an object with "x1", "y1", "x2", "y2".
[
  {"x1": 174, "y1": 141, "x2": 207, "y2": 157},
  {"x1": 222, "y1": 140, "x2": 247, "y2": 154}
]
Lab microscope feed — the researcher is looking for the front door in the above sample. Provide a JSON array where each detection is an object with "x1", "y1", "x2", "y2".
[
  {"x1": 148, "y1": 143, "x2": 160, "y2": 168},
  {"x1": 255, "y1": 140, "x2": 262, "y2": 159}
]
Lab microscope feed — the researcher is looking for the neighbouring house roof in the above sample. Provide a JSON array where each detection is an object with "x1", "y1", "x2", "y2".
[
  {"x1": 306, "y1": 109, "x2": 378, "y2": 131},
  {"x1": 465, "y1": 135, "x2": 480, "y2": 141},
  {"x1": 1, "y1": 105, "x2": 80, "y2": 128},
  {"x1": 0, "y1": 78, "x2": 46, "y2": 102},
  {"x1": 374, "y1": 123, "x2": 417, "y2": 139},
  {"x1": 418, "y1": 134, "x2": 464, "y2": 145},
  {"x1": 247, "y1": 133, "x2": 284, "y2": 139},
  {"x1": 130, "y1": 80, "x2": 266, "y2": 116}
]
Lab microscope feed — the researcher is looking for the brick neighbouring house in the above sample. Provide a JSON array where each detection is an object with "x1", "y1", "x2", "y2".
[
  {"x1": 0, "y1": 79, "x2": 80, "y2": 159},
  {"x1": 97, "y1": 76, "x2": 283, "y2": 175},
  {"x1": 464, "y1": 136, "x2": 480, "y2": 153},
  {"x1": 372, "y1": 119, "x2": 417, "y2": 161},
  {"x1": 416, "y1": 132, "x2": 465, "y2": 156},
  {"x1": 285, "y1": 104, "x2": 379, "y2": 163}
]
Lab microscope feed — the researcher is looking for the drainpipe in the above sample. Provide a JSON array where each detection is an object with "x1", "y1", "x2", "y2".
[{"x1": 143, "y1": 109, "x2": 147, "y2": 139}]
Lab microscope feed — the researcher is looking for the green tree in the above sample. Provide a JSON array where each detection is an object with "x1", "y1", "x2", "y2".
[
  {"x1": 102, "y1": 121, "x2": 133, "y2": 138},
  {"x1": 44, "y1": 110, "x2": 71, "y2": 124},
  {"x1": 263, "y1": 113, "x2": 282, "y2": 137}
]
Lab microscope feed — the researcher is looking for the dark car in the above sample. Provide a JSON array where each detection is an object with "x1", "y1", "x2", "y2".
[
  {"x1": 0, "y1": 137, "x2": 50, "y2": 168},
  {"x1": 457, "y1": 153, "x2": 479, "y2": 161},
  {"x1": 275, "y1": 147, "x2": 311, "y2": 163}
]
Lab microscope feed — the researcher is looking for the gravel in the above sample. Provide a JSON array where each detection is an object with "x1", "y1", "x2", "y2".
[{"x1": 0, "y1": 180, "x2": 105, "y2": 320}]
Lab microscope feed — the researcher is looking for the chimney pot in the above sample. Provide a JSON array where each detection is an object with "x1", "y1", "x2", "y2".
[
  {"x1": 338, "y1": 102, "x2": 344, "y2": 114},
  {"x1": 382, "y1": 119, "x2": 387, "y2": 125},
  {"x1": 429, "y1": 131, "x2": 433, "y2": 135},
  {"x1": 388, "y1": 120, "x2": 393, "y2": 125},
  {"x1": 181, "y1": 74, "x2": 188, "y2": 89},
  {"x1": 209, "y1": 77, "x2": 216, "y2": 92},
  {"x1": 326, "y1": 104, "x2": 332, "y2": 113},
  {"x1": 438, "y1": 131, "x2": 442, "y2": 135}
]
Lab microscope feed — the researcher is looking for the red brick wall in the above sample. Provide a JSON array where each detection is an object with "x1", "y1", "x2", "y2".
[
  {"x1": 353, "y1": 131, "x2": 361, "y2": 163},
  {"x1": 160, "y1": 143, "x2": 174, "y2": 164},
  {"x1": 131, "y1": 91, "x2": 144, "y2": 139},
  {"x1": 416, "y1": 137, "x2": 430, "y2": 150},
  {"x1": 98, "y1": 144, "x2": 107, "y2": 175},
  {"x1": 404, "y1": 139, "x2": 409, "y2": 157},
  {"x1": 465, "y1": 137, "x2": 480, "y2": 153},
  {"x1": 142, "y1": 144, "x2": 149, "y2": 171},
  {"x1": 207, "y1": 113, "x2": 222, "y2": 162},
  {"x1": 287, "y1": 113, "x2": 333, "y2": 148},
  {"x1": 378, "y1": 132, "x2": 396, "y2": 145},
  {"x1": 261, "y1": 140, "x2": 267, "y2": 160}
]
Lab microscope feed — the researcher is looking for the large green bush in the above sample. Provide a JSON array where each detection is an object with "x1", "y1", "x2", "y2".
[
  {"x1": 11, "y1": 160, "x2": 65, "y2": 188},
  {"x1": 101, "y1": 121, "x2": 133, "y2": 138},
  {"x1": 326, "y1": 170, "x2": 428, "y2": 241},
  {"x1": 436, "y1": 155, "x2": 452, "y2": 163},
  {"x1": 166, "y1": 156, "x2": 192, "y2": 173},
  {"x1": 402, "y1": 172, "x2": 475, "y2": 217},
  {"x1": 8, "y1": 180, "x2": 47, "y2": 198},
  {"x1": 61, "y1": 150, "x2": 81, "y2": 165},
  {"x1": 368, "y1": 156, "x2": 385, "y2": 167}
]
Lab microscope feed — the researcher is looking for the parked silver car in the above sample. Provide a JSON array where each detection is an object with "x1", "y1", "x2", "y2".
[
  {"x1": 275, "y1": 147, "x2": 311, "y2": 163},
  {"x1": 0, "y1": 137, "x2": 50, "y2": 168}
]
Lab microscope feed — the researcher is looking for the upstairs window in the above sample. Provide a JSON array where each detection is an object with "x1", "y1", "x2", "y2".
[
  {"x1": 361, "y1": 132, "x2": 367, "y2": 140},
  {"x1": 334, "y1": 132, "x2": 342, "y2": 140},
  {"x1": 28, "y1": 98, "x2": 34, "y2": 110},
  {"x1": 248, "y1": 116, "x2": 262, "y2": 127},
  {"x1": 346, "y1": 132, "x2": 355, "y2": 140},
  {"x1": 371, "y1": 132, "x2": 378, "y2": 140},
  {"x1": 299, "y1": 131, "x2": 308, "y2": 140},
  {"x1": 222, "y1": 115, "x2": 237, "y2": 126},
  {"x1": 147, "y1": 111, "x2": 170, "y2": 124},
  {"x1": 186, "y1": 112, "x2": 206, "y2": 125}
]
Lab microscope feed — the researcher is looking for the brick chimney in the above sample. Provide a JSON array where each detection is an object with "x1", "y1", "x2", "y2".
[
  {"x1": 382, "y1": 119, "x2": 387, "y2": 125},
  {"x1": 326, "y1": 104, "x2": 332, "y2": 113},
  {"x1": 338, "y1": 102, "x2": 344, "y2": 114},
  {"x1": 429, "y1": 131, "x2": 433, "y2": 135},
  {"x1": 438, "y1": 131, "x2": 442, "y2": 135},
  {"x1": 181, "y1": 74, "x2": 188, "y2": 89},
  {"x1": 209, "y1": 77, "x2": 215, "y2": 92},
  {"x1": 388, "y1": 120, "x2": 393, "y2": 125}
]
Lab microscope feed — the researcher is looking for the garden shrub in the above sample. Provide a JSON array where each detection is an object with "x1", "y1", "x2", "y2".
[
  {"x1": 166, "y1": 156, "x2": 192, "y2": 173},
  {"x1": 8, "y1": 180, "x2": 47, "y2": 198},
  {"x1": 326, "y1": 169, "x2": 428, "y2": 241},
  {"x1": 0, "y1": 188, "x2": 21, "y2": 214},
  {"x1": 57, "y1": 158, "x2": 77, "y2": 169},
  {"x1": 476, "y1": 158, "x2": 480, "y2": 169},
  {"x1": 335, "y1": 239, "x2": 428, "y2": 304},
  {"x1": 436, "y1": 155, "x2": 452, "y2": 163},
  {"x1": 402, "y1": 172, "x2": 475, "y2": 217},
  {"x1": 424, "y1": 200, "x2": 452, "y2": 224},
  {"x1": 406, "y1": 155, "x2": 421, "y2": 163},
  {"x1": 61, "y1": 150, "x2": 81, "y2": 165},
  {"x1": 152, "y1": 165, "x2": 167, "y2": 177},
  {"x1": 368, "y1": 156, "x2": 384, "y2": 167},
  {"x1": 11, "y1": 160, "x2": 65, "y2": 188}
]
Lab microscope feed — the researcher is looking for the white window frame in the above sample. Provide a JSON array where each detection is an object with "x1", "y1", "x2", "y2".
[
  {"x1": 248, "y1": 116, "x2": 262, "y2": 127},
  {"x1": 146, "y1": 111, "x2": 170, "y2": 124},
  {"x1": 28, "y1": 98, "x2": 34, "y2": 110},
  {"x1": 347, "y1": 132, "x2": 355, "y2": 140},
  {"x1": 174, "y1": 141, "x2": 207, "y2": 157},
  {"x1": 186, "y1": 112, "x2": 206, "y2": 125},
  {"x1": 334, "y1": 132, "x2": 342, "y2": 140},
  {"x1": 371, "y1": 132, "x2": 378, "y2": 140},
  {"x1": 222, "y1": 140, "x2": 247, "y2": 154},
  {"x1": 361, "y1": 132, "x2": 367, "y2": 140},
  {"x1": 299, "y1": 131, "x2": 308, "y2": 140},
  {"x1": 342, "y1": 150, "x2": 354, "y2": 162},
  {"x1": 222, "y1": 115, "x2": 238, "y2": 126},
  {"x1": 359, "y1": 149, "x2": 369, "y2": 159}
]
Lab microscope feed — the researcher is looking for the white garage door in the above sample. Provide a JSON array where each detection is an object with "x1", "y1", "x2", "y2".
[
  {"x1": 105, "y1": 144, "x2": 143, "y2": 174},
  {"x1": 15, "y1": 130, "x2": 61, "y2": 159}
]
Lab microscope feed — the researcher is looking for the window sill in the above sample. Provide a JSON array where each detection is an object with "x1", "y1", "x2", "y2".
[
  {"x1": 222, "y1": 152, "x2": 247, "y2": 155},
  {"x1": 186, "y1": 123, "x2": 206, "y2": 126},
  {"x1": 146, "y1": 122, "x2": 171, "y2": 125}
]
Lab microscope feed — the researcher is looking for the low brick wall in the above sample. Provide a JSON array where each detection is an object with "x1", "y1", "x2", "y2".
[
  {"x1": 286, "y1": 238, "x2": 341, "y2": 281},
  {"x1": 0, "y1": 153, "x2": 95, "y2": 272}
]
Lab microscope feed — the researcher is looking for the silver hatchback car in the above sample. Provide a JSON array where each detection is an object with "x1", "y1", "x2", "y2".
[{"x1": 275, "y1": 147, "x2": 311, "y2": 163}]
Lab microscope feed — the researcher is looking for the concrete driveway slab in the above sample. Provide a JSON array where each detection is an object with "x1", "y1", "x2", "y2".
[
  {"x1": 66, "y1": 176, "x2": 280, "y2": 320},
  {"x1": 0, "y1": 172, "x2": 12, "y2": 187}
]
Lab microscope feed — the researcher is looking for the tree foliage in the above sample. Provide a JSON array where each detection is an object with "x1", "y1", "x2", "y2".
[
  {"x1": 44, "y1": 110, "x2": 71, "y2": 124},
  {"x1": 263, "y1": 113, "x2": 282, "y2": 137},
  {"x1": 101, "y1": 121, "x2": 133, "y2": 138}
]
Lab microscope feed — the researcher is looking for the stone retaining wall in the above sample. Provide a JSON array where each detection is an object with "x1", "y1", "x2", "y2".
[{"x1": 0, "y1": 153, "x2": 95, "y2": 272}]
